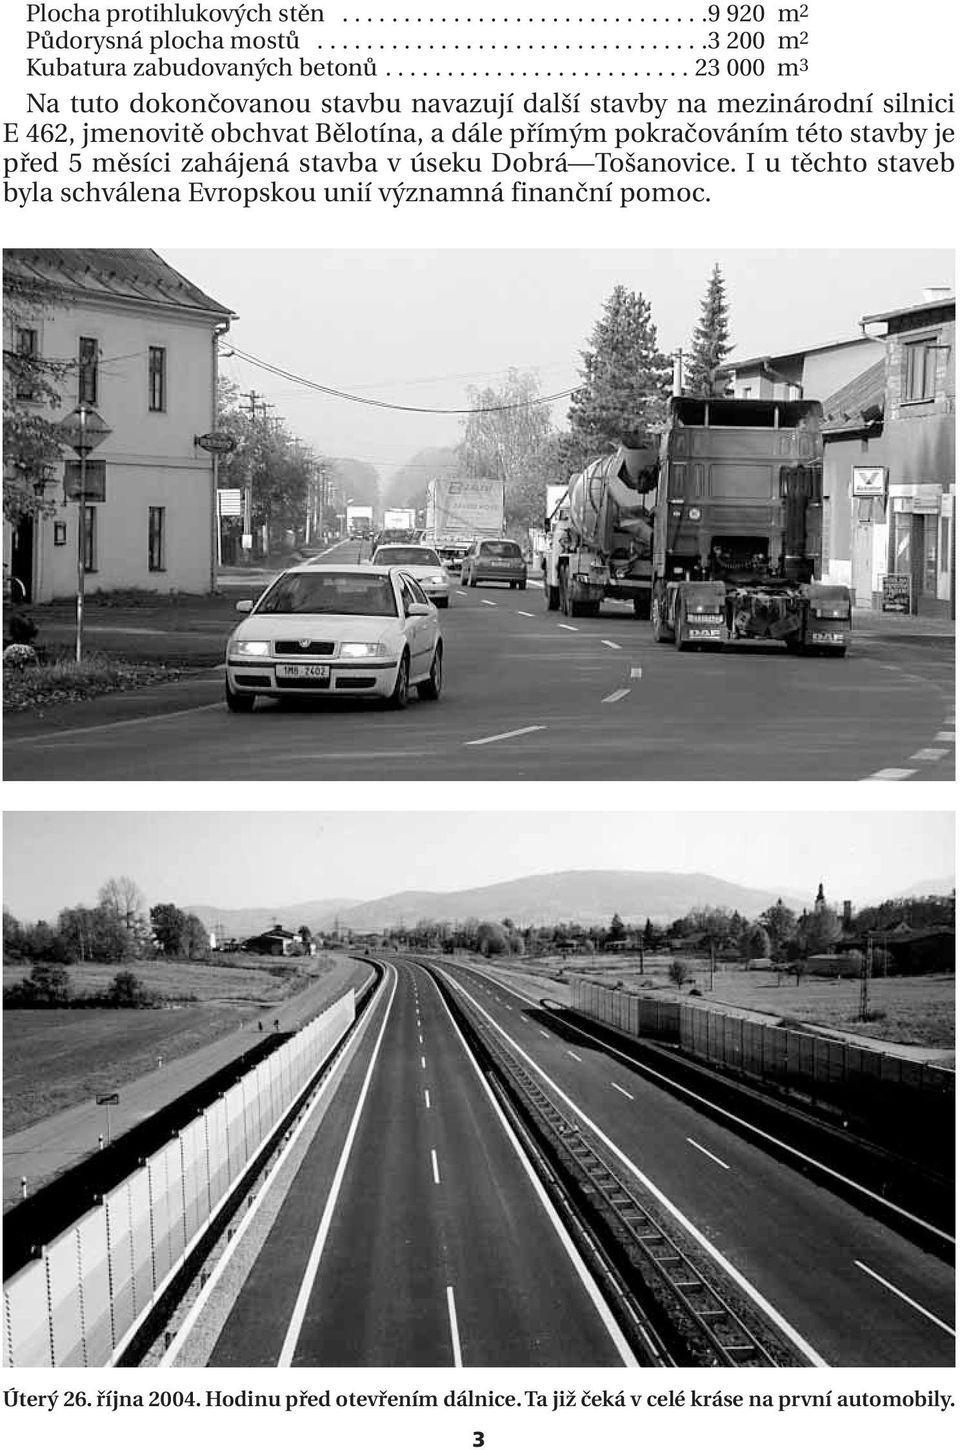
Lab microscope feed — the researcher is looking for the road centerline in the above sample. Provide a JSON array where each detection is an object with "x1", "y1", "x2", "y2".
[
  {"x1": 687, "y1": 1138, "x2": 731, "y2": 1171},
  {"x1": 446, "y1": 1285, "x2": 464, "y2": 1369},
  {"x1": 465, "y1": 725, "x2": 547, "y2": 747},
  {"x1": 854, "y1": 1261, "x2": 954, "y2": 1336}
]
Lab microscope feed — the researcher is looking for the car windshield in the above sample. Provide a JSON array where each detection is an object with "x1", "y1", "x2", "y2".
[
  {"x1": 373, "y1": 547, "x2": 441, "y2": 566},
  {"x1": 256, "y1": 572, "x2": 398, "y2": 617},
  {"x1": 479, "y1": 540, "x2": 521, "y2": 557}
]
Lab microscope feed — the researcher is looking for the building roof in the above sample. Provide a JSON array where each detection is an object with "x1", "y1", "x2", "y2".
[
  {"x1": 862, "y1": 295, "x2": 955, "y2": 327},
  {"x1": 821, "y1": 359, "x2": 886, "y2": 434},
  {"x1": 718, "y1": 335, "x2": 877, "y2": 375},
  {"x1": 3, "y1": 249, "x2": 234, "y2": 319}
]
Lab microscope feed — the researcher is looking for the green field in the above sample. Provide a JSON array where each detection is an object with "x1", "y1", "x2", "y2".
[
  {"x1": 493, "y1": 955, "x2": 955, "y2": 1057},
  {"x1": 2, "y1": 953, "x2": 345, "y2": 1134}
]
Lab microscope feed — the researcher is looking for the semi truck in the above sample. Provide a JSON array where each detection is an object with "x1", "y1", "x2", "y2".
[
  {"x1": 650, "y1": 395, "x2": 851, "y2": 654},
  {"x1": 543, "y1": 434, "x2": 660, "y2": 617},
  {"x1": 424, "y1": 477, "x2": 505, "y2": 565},
  {"x1": 345, "y1": 504, "x2": 374, "y2": 540}
]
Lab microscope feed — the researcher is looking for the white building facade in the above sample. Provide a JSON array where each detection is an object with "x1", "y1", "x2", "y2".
[{"x1": 4, "y1": 250, "x2": 233, "y2": 604}]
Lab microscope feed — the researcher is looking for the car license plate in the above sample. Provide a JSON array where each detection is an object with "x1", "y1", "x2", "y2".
[{"x1": 276, "y1": 663, "x2": 330, "y2": 680}]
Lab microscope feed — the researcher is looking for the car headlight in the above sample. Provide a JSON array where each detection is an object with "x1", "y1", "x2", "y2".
[
  {"x1": 427, "y1": 575, "x2": 446, "y2": 586},
  {"x1": 339, "y1": 642, "x2": 387, "y2": 659},
  {"x1": 234, "y1": 640, "x2": 270, "y2": 657}
]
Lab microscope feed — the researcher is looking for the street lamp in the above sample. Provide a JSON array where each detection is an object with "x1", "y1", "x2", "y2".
[{"x1": 59, "y1": 405, "x2": 111, "y2": 662}]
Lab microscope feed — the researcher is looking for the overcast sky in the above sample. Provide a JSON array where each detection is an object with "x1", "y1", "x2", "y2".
[
  {"x1": 4, "y1": 812, "x2": 952, "y2": 921},
  {"x1": 164, "y1": 248, "x2": 951, "y2": 487}
]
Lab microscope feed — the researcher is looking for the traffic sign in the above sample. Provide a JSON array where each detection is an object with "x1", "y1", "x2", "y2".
[{"x1": 59, "y1": 407, "x2": 111, "y2": 456}]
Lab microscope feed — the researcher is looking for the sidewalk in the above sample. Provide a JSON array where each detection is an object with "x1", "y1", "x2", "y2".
[
  {"x1": 3, "y1": 958, "x2": 372, "y2": 1209},
  {"x1": 853, "y1": 606, "x2": 955, "y2": 645}
]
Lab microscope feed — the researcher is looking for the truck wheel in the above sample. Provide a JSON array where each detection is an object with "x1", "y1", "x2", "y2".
[
  {"x1": 545, "y1": 584, "x2": 560, "y2": 612},
  {"x1": 558, "y1": 570, "x2": 570, "y2": 615},
  {"x1": 674, "y1": 600, "x2": 689, "y2": 651},
  {"x1": 519, "y1": 580, "x2": 527, "y2": 591},
  {"x1": 651, "y1": 587, "x2": 673, "y2": 644}
]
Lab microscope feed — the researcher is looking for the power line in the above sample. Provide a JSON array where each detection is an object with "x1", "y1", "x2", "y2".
[{"x1": 221, "y1": 345, "x2": 576, "y2": 416}]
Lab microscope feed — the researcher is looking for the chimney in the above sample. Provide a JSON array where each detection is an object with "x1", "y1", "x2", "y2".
[
  {"x1": 673, "y1": 351, "x2": 685, "y2": 396},
  {"x1": 842, "y1": 900, "x2": 852, "y2": 930}
]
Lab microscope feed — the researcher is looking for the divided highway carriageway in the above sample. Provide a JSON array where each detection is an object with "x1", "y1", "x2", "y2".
[{"x1": 160, "y1": 957, "x2": 955, "y2": 1369}]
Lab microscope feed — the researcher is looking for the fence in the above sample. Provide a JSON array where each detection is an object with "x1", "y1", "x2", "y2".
[
  {"x1": 3, "y1": 990, "x2": 356, "y2": 1367},
  {"x1": 573, "y1": 981, "x2": 954, "y2": 1156}
]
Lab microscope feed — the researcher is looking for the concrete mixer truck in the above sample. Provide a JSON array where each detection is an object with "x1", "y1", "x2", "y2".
[
  {"x1": 543, "y1": 433, "x2": 660, "y2": 618},
  {"x1": 649, "y1": 395, "x2": 852, "y2": 655}
]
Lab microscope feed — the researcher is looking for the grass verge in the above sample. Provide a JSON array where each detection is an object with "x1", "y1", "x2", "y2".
[{"x1": 3, "y1": 651, "x2": 185, "y2": 712}]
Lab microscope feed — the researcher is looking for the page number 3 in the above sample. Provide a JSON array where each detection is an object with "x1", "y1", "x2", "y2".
[{"x1": 472, "y1": 1435, "x2": 485, "y2": 1448}]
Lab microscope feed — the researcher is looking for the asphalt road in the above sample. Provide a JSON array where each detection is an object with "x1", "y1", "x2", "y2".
[
  {"x1": 432, "y1": 958, "x2": 955, "y2": 1368},
  {"x1": 206, "y1": 961, "x2": 633, "y2": 1368},
  {"x1": 5, "y1": 546, "x2": 954, "y2": 781}
]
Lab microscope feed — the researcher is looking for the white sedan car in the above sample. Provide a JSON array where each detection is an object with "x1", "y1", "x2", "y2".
[
  {"x1": 224, "y1": 563, "x2": 443, "y2": 712},
  {"x1": 370, "y1": 544, "x2": 451, "y2": 607}
]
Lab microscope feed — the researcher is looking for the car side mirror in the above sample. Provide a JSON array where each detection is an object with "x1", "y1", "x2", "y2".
[
  {"x1": 407, "y1": 601, "x2": 432, "y2": 617},
  {"x1": 235, "y1": 599, "x2": 253, "y2": 614}
]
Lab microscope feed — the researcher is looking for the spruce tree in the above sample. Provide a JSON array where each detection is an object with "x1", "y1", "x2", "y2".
[
  {"x1": 567, "y1": 285, "x2": 673, "y2": 461},
  {"x1": 686, "y1": 263, "x2": 734, "y2": 397}
]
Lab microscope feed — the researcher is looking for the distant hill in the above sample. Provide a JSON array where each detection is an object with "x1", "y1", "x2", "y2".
[
  {"x1": 899, "y1": 878, "x2": 954, "y2": 900},
  {"x1": 189, "y1": 898, "x2": 360, "y2": 939},
  {"x1": 192, "y1": 871, "x2": 806, "y2": 936}
]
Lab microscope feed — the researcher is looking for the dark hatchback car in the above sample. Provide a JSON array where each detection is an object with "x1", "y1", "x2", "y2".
[{"x1": 460, "y1": 538, "x2": 527, "y2": 590}]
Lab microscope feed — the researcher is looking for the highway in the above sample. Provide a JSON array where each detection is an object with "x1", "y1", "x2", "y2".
[
  {"x1": 202, "y1": 961, "x2": 634, "y2": 1368},
  {"x1": 4, "y1": 543, "x2": 954, "y2": 781},
  {"x1": 172, "y1": 957, "x2": 954, "y2": 1369}
]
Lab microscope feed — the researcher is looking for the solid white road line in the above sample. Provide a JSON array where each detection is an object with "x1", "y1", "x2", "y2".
[
  {"x1": 423, "y1": 971, "x2": 639, "y2": 1366},
  {"x1": 431, "y1": 1149, "x2": 441, "y2": 1185},
  {"x1": 611, "y1": 1082, "x2": 634, "y2": 1101},
  {"x1": 602, "y1": 689, "x2": 631, "y2": 705},
  {"x1": 465, "y1": 725, "x2": 546, "y2": 746},
  {"x1": 434, "y1": 967, "x2": 827, "y2": 1366},
  {"x1": 276, "y1": 969, "x2": 399, "y2": 1366},
  {"x1": 446, "y1": 1285, "x2": 464, "y2": 1369},
  {"x1": 601, "y1": 640, "x2": 622, "y2": 650},
  {"x1": 687, "y1": 1138, "x2": 730, "y2": 1171},
  {"x1": 567, "y1": 1050, "x2": 583, "y2": 1063},
  {"x1": 854, "y1": 1261, "x2": 955, "y2": 1336},
  {"x1": 10, "y1": 698, "x2": 223, "y2": 744},
  {"x1": 557, "y1": 623, "x2": 578, "y2": 632}
]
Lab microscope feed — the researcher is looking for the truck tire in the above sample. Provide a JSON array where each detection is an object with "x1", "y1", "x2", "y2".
[
  {"x1": 558, "y1": 568, "x2": 570, "y2": 615},
  {"x1": 651, "y1": 586, "x2": 673, "y2": 644},
  {"x1": 674, "y1": 599, "x2": 689, "y2": 651}
]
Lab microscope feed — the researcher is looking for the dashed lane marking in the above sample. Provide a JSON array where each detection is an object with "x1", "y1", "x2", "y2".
[
  {"x1": 601, "y1": 639, "x2": 622, "y2": 650},
  {"x1": 687, "y1": 1138, "x2": 730, "y2": 1171},
  {"x1": 910, "y1": 748, "x2": 949, "y2": 762},
  {"x1": 602, "y1": 689, "x2": 631, "y2": 705},
  {"x1": 566, "y1": 1050, "x2": 583, "y2": 1063},
  {"x1": 557, "y1": 623, "x2": 578, "y2": 632},
  {"x1": 465, "y1": 725, "x2": 546, "y2": 746},
  {"x1": 538, "y1": 1030, "x2": 550, "y2": 1039},
  {"x1": 446, "y1": 1286, "x2": 463, "y2": 1369},
  {"x1": 482, "y1": 600, "x2": 497, "y2": 608},
  {"x1": 420, "y1": 1055, "x2": 426, "y2": 1069},
  {"x1": 611, "y1": 1082, "x2": 634, "y2": 1100},
  {"x1": 868, "y1": 768, "x2": 917, "y2": 780},
  {"x1": 517, "y1": 610, "x2": 535, "y2": 618},
  {"x1": 934, "y1": 731, "x2": 955, "y2": 742},
  {"x1": 424, "y1": 1089, "x2": 431, "y2": 1109},
  {"x1": 431, "y1": 1149, "x2": 441, "y2": 1185},
  {"x1": 854, "y1": 1261, "x2": 955, "y2": 1337}
]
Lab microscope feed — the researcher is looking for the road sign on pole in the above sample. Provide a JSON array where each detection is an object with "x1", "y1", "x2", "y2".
[{"x1": 60, "y1": 407, "x2": 112, "y2": 663}]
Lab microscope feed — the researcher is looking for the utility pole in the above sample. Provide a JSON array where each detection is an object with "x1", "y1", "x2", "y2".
[{"x1": 859, "y1": 931, "x2": 873, "y2": 1020}]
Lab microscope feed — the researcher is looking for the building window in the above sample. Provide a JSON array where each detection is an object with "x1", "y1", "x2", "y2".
[
  {"x1": 903, "y1": 337, "x2": 937, "y2": 402},
  {"x1": 83, "y1": 505, "x2": 97, "y2": 573},
  {"x1": 148, "y1": 346, "x2": 166, "y2": 412},
  {"x1": 78, "y1": 337, "x2": 98, "y2": 406},
  {"x1": 148, "y1": 506, "x2": 166, "y2": 571},
  {"x1": 15, "y1": 328, "x2": 38, "y2": 399}
]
